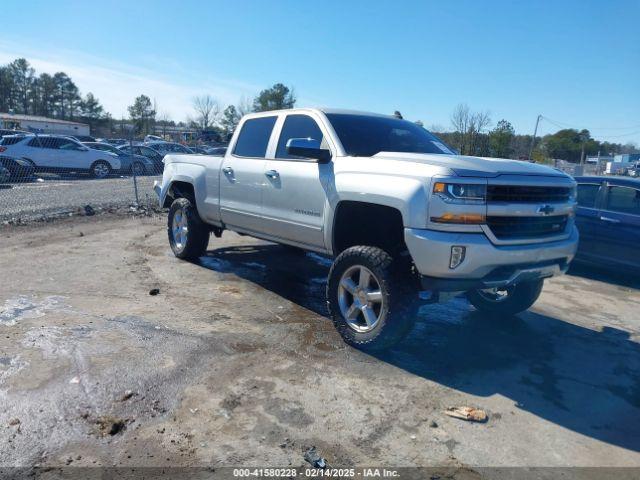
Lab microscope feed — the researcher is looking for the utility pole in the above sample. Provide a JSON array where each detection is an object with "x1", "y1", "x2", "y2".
[{"x1": 528, "y1": 114, "x2": 542, "y2": 161}]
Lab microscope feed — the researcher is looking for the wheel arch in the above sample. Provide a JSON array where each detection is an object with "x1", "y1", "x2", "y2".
[{"x1": 330, "y1": 200, "x2": 407, "y2": 256}]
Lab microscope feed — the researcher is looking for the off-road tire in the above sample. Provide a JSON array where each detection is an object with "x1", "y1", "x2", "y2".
[
  {"x1": 466, "y1": 279, "x2": 544, "y2": 316},
  {"x1": 167, "y1": 197, "x2": 209, "y2": 260},
  {"x1": 327, "y1": 246, "x2": 418, "y2": 351}
]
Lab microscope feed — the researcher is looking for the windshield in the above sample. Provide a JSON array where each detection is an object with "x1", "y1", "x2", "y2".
[{"x1": 326, "y1": 113, "x2": 455, "y2": 157}]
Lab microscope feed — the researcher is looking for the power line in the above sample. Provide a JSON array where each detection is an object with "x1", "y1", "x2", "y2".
[{"x1": 541, "y1": 115, "x2": 640, "y2": 132}]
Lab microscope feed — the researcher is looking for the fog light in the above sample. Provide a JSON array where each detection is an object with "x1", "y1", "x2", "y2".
[{"x1": 450, "y1": 246, "x2": 466, "y2": 269}]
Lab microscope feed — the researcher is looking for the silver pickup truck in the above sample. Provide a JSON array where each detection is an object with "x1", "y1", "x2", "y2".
[{"x1": 156, "y1": 108, "x2": 578, "y2": 350}]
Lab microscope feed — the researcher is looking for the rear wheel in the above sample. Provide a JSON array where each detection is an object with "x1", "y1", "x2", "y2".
[
  {"x1": 91, "y1": 161, "x2": 111, "y2": 179},
  {"x1": 466, "y1": 279, "x2": 544, "y2": 315},
  {"x1": 168, "y1": 197, "x2": 209, "y2": 260},
  {"x1": 327, "y1": 246, "x2": 418, "y2": 351}
]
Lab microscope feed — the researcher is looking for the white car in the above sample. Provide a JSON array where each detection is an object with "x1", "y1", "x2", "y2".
[{"x1": 0, "y1": 134, "x2": 121, "y2": 178}]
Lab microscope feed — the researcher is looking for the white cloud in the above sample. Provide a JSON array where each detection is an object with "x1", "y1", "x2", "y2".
[{"x1": 0, "y1": 41, "x2": 260, "y2": 122}]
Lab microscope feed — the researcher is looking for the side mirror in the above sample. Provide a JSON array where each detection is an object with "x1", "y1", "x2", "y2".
[{"x1": 286, "y1": 138, "x2": 331, "y2": 162}]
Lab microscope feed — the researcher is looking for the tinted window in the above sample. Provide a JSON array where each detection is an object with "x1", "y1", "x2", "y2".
[
  {"x1": 606, "y1": 186, "x2": 640, "y2": 215},
  {"x1": 1, "y1": 136, "x2": 24, "y2": 146},
  {"x1": 58, "y1": 139, "x2": 81, "y2": 150},
  {"x1": 233, "y1": 116, "x2": 277, "y2": 158},
  {"x1": 326, "y1": 113, "x2": 455, "y2": 157},
  {"x1": 28, "y1": 137, "x2": 57, "y2": 149},
  {"x1": 276, "y1": 115, "x2": 324, "y2": 159},
  {"x1": 577, "y1": 184, "x2": 601, "y2": 208}
]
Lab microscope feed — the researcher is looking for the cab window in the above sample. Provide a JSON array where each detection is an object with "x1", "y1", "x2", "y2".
[
  {"x1": 577, "y1": 183, "x2": 601, "y2": 208},
  {"x1": 276, "y1": 115, "x2": 324, "y2": 159},
  {"x1": 233, "y1": 116, "x2": 277, "y2": 158},
  {"x1": 605, "y1": 186, "x2": 640, "y2": 215}
]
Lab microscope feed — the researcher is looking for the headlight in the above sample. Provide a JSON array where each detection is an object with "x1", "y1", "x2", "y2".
[
  {"x1": 569, "y1": 185, "x2": 577, "y2": 202},
  {"x1": 433, "y1": 182, "x2": 486, "y2": 204}
]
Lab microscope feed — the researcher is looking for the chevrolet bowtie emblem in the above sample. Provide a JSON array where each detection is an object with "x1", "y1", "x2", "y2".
[{"x1": 537, "y1": 205, "x2": 555, "y2": 215}]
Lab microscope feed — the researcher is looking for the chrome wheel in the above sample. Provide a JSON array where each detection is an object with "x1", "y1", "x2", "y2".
[
  {"x1": 476, "y1": 286, "x2": 514, "y2": 302},
  {"x1": 92, "y1": 162, "x2": 110, "y2": 178},
  {"x1": 338, "y1": 265, "x2": 384, "y2": 333},
  {"x1": 171, "y1": 208, "x2": 188, "y2": 253}
]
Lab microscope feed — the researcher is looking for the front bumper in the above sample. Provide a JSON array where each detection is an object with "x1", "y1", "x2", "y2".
[{"x1": 404, "y1": 226, "x2": 579, "y2": 291}]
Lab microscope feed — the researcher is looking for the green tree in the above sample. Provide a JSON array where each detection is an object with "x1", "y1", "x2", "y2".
[
  {"x1": 53, "y1": 72, "x2": 81, "y2": 119},
  {"x1": 542, "y1": 128, "x2": 599, "y2": 163},
  {"x1": 252, "y1": 83, "x2": 296, "y2": 112},
  {"x1": 8, "y1": 58, "x2": 35, "y2": 114},
  {"x1": 80, "y1": 93, "x2": 104, "y2": 119},
  {"x1": 127, "y1": 94, "x2": 156, "y2": 135},
  {"x1": 220, "y1": 105, "x2": 241, "y2": 139},
  {"x1": 489, "y1": 119, "x2": 515, "y2": 158}
]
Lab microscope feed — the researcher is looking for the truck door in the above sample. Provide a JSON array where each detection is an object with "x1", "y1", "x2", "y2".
[
  {"x1": 262, "y1": 113, "x2": 331, "y2": 249},
  {"x1": 594, "y1": 184, "x2": 640, "y2": 269},
  {"x1": 574, "y1": 181, "x2": 604, "y2": 262},
  {"x1": 219, "y1": 115, "x2": 277, "y2": 234}
]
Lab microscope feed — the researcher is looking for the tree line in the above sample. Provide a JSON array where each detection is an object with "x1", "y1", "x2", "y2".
[
  {"x1": 0, "y1": 58, "x2": 105, "y2": 127},
  {"x1": 428, "y1": 104, "x2": 638, "y2": 163},
  {"x1": 0, "y1": 57, "x2": 636, "y2": 160}
]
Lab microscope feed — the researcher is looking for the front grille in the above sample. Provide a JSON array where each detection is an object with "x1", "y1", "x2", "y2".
[
  {"x1": 487, "y1": 215, "x2": 568, "y2": 240},
  {"x1": 487, "y1": 185, "x2": 571, "y2": 203}
]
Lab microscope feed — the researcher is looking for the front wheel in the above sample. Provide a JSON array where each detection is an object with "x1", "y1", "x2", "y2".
[
  {"x1": 327, "y1": 246, "x2": 418, "y2": 351},
  {"x1": 167, "y1": 197, "x2": 209, "y2": 260},
  {"x1": 91, "y1": 161, "x2": 111, "y2": 178},
  {"x1": 465, "y1": 279, "x2": 544, "y2": 315}
]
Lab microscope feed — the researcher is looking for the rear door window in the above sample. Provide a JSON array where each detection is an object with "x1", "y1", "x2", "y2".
[
  {"x1": 233, "y1": 117, "x2": 277, "y2": 158},
  {"x1": 577, "y1": 183, "x2": 601, "y2": 208},
  {"x1": 605, "y1": 186, "x2": 640, "y2": 215}
]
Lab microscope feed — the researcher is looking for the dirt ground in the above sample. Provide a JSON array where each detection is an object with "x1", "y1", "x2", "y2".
[{"x1": 1, "y1": 214, "x2": 639, "y2": 476}]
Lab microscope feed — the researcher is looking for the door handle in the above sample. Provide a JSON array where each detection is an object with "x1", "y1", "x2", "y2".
[
  {"x1": 222, "y1": 166, "x2": 233, "y2": 175},
  {"x1": 600, "y1": 216, "x2": 620, "y2": 223},
  {"x1": 265, "y1": 170, "x2": 279, "y2": 179}
]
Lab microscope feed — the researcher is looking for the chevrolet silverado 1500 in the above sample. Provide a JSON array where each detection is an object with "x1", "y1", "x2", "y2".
[{"x1": 155, "y1": 108, "x2": 578, "y2": 350}]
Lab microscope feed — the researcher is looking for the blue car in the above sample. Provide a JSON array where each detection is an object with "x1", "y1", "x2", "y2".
[{"x1": 574, "y1": 176, "x2": 640, "y2": 270}]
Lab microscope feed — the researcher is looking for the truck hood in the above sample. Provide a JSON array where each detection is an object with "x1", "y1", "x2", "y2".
[{"x1": 373, "y1": 152, "x2": 568, "y2": 178}]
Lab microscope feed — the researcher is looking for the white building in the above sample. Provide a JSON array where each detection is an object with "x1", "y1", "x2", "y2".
[{"x1": 0, "y1": 113, "x2": 90, "y2": 136}]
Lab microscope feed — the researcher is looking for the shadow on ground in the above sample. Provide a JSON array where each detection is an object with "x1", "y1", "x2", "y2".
[
  {"x1": 568, "y1": 262, "x2": 640, "y2": 290},
  {"x1": 198, "y1": 244, "x2": 640, "y2": 452}
]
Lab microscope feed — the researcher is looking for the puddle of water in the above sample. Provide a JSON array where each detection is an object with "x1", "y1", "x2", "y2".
[
  {"x1": 0, "y1": 295, "x2": 67, "y2": 326},
  {"x1": 242, "y1": 262, "x2": 267, "y2": 269},
  {"x1": 306, "y1": 252, "x2": 333, "y2": 267},
  {"x1": 198, "y1": 256, "x2": 232, "y2": 271}
]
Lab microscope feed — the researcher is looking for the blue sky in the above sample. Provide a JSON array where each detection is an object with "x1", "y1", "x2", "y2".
[{"x1": 2, "y1": 0, "x2": 639, "y2": 143}]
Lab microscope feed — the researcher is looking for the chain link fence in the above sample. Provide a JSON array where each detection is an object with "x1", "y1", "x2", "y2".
[{"x1": 0, "y1": 133, "x2": 166, "y2": 224}]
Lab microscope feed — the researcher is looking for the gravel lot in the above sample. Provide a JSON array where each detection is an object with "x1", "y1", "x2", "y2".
[
  {"x1": 1, "y1": 214, "x2": 639, "y2": 477},
  {"x1": 0, "y1": 176, "x2": 160, "y2": 222}
]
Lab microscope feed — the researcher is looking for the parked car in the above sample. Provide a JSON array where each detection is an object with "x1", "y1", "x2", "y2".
[
  {"x1": 118, "y1": 144, "x2": 164, "y2": 173},
  {"x1": 189, "y1": 146, "x2": 209, "y2": 154},
  {"x1": 0, "y1": 134, "x2": 121, "y2": 178},
  {"x1": 83, "y1": 141, "x2": 154, "y2": 175},
  {"x1": 205, "y1": 146, "x2": 227, "y2": 156},
  {"x1": 147, "y1": 142, "x2": 194, "y2": 156},
  {"x1": 155, "y1": 108, "x2": 578, "y2": 350},
  {"x1": 0, "y1": 165, "x2": 9, "y2": 183},
  {"x1": 0, "y1": 155, "x2": 36, "y2": 181},
  {"x1": 627, "y1": 162, "x2": 640, "y2": 178},
  {"x1": 106, "y1": 138, "x2": 128, "y2": 146},
  {"x1": 144, "y1": 135, "x2": 165, "y2": 143},
  {"x1": 68, "y1": 135, "x2": 96, "y2": 143},
  {"x1": 574, "y1": 176, "x2": 640, "y2": 270},
  {"x1": 0, "y1": 128, "x2": 30, "y2": 138}
]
